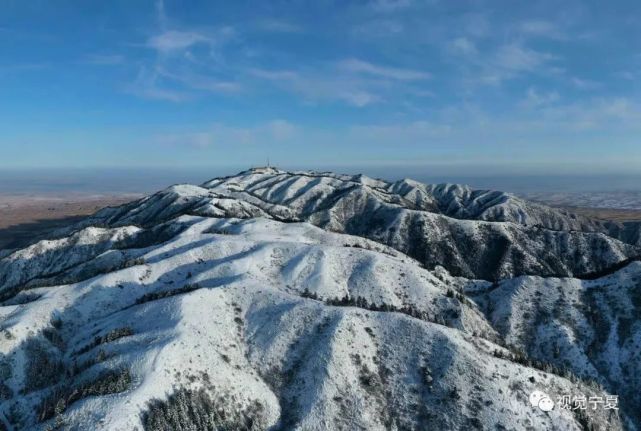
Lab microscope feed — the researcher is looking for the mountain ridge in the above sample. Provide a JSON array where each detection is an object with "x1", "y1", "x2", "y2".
[
  {"x1": 64, "y1": 168, "x2": 640, "y2": 281},
  {"x1": 0, "y1": 168, "x2": 638, "y2": 430}
]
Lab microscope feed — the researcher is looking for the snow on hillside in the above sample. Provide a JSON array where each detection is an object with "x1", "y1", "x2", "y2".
[
  {"x1": 0, "y1": 168, "x2": 639, "y2": 430},
  {"x1": 66, "y1": 168, "x2": 640, "y2": 280},
  {"x1": 474, "y1": 261, "x2": 641, "y2": 426},
  {"x1": 0, "y1": 216, "x2": 627, "y2": 430}
]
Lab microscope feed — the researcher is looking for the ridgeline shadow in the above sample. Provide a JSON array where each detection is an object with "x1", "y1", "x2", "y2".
[{"x1": 0, "y1": 215, "x2": 85, "y2": 251}]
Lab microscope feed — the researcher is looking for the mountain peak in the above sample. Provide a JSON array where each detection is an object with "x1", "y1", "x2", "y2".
[
  {"x1": 0, "y1": 168, "x2": 638, "y2": 430},
  {"x1": 246, "y1": 166, "x2": 285, "y2": 174}
]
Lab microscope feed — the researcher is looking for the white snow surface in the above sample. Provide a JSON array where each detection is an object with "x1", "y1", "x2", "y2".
[
  {"x1": 69, "y1": 168, "x2": 639, "y2": 281},
  {"x1": 0, "y1": 168, "x2": 638, "y2": 430}
]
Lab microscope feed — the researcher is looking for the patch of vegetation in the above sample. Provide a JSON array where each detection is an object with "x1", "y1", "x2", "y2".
[
  {"x1": 572, "y1": 404, "x2": 599, "y2": 431},
  {"x1": 74, "y1": 326, "x2": 134, "y2": 356},
  {"x1": 37, "y1": 368, "x2": 131, "y2": 422},
  {"x1": 1, "y1": 291, "x2": 41, "y2": 306},
  {"x1": 300, "y1": 289, "x2": 459, "y2": 327},
  {"x1": 0, "y1": 381, "x2": 13, "y2": 401},
  {"x1": 122, "y1": 257, "x2": 146, "y2": 268},
  {"x1": 617, "y1": 317, "x2": 636, "y2": 344},
  {"x1": 22, "y1": 339, "x2": 65, "y2": 394},
  {"x1": 70, "y1": 350, "x2": 113, "y2": 377},
  {"x1": 42, "y1": 327, "x2": 65, "y2": 351},
  {"x1": 581, "y1": 290, "x2": 611, "y2": 358},
  {"x1": 134, "y1": 283, "x2": 201, "y2": 306},
  {"x1": 141, "y1": 387, "x2": 266, "y2": 431},
  {"x1": 6, "y1": 402, "x2": 24, "y2": 428},
  {"x1": 491, "y1": 347, "x2": 601, "y2": 388}
]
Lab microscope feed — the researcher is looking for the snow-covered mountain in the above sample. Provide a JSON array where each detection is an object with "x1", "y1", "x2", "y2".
[
  {"x1": 0, "y1": 168, "x2": 638, "y2": 430},
  {"x1": 74, "y1": 168, "x2": 639, "y2": 280},
  {"x1": 472, "y1": 262, "x2": 641, "y2": 427}
]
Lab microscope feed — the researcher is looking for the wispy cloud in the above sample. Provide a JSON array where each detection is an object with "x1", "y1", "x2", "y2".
[
  {"x1": 348, "y1": 120, "x2": 452, "y2": 142},
  {"x1": 125, "y1": 67, "x2": 192, "y2": 102},
  {"x1": 494, "y1": 44, "x2": 555, "y2": 73},
  {"x1": 461, "y1": 13, "x2": 491, "y2": 38},
  {"x1": 85, "y1": 54, "x2": 125, "y2": 65},
  {"x1": 520, "y1": 87, "x2": 560, "y2": 108},
  {"x1": 352, "y1": 19, "x2": 404, "y2": 38},
  {"x1": 249, "y1": 66, "x2": 391, "y2": 107},
  {"x1": 267, "y1": 119, "x2": 298, "y2": 140},
  {"x1": 516, "y1": 20, "x2": 567, "y2": 40},
  {"x1": 147, "y1": 30, "x2": 212, "y2": 53},
  {"x1": 257, "y1": 19, "x2": 303, "y2": 33},
  {"x1": 159, "y1": 69, "x2": 242, "y2": 94},
  {"x1": 447, "y1": 37, "x2": 477, "y2": 57},
  {"x1": 337, "y1": 58, "x2": 430, "y2": 80},
  {"x1": 475, "y1": 43, "x2": 557, "y2": 85},
  {"x1": 541, "y1": 98, "x2": 641, "y2": 130},
  {"x1": 127, "y1": 1, "x2": 241, "y2": 102},
  {"x1": 571, "y1": 77, "x2": 600, "y2": 90},
  {"x1": 155, "y1": 119, "x2": 298, "y2": 148},
  {"x1": 249, "y1": 68, "x2": 298, "y2": 81}
]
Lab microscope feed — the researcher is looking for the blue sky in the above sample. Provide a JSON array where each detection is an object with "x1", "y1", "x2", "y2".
[{"x1": 1, "y1": 0, "x2": 640, "y2": 174}]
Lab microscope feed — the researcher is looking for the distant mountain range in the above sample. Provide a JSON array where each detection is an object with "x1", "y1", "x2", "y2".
[{"x1": 0, "y1": 168, "x2": 639, "y2": 430}]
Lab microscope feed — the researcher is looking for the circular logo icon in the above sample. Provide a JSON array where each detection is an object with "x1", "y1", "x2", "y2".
[
  {"x1": 538, "y1": 396, "x2": 555, "y2": 412},
  {"x1": 529, "y1": 390, "x2": 547, "y2": 407},
  {"x1": 530, "y1": 390, "x2": 555, "y2": 412}
]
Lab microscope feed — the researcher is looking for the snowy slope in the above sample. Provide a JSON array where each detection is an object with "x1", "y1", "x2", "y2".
[
  {"x1": 473, "y1": 261, "x2": 641, "y2": 426},
  {"x1": 1, "y1": 168, "x2": 639, "y2": 430},
  {"x1": 0, "y1": 216, "x2": 628, "y2": 430},
  {"x1": 72, "y1": 168, "x2": 640, "y2": 280}
]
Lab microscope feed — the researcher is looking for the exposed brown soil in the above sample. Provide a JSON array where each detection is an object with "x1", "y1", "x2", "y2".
[
  {"x1": 0, "y1": 195, "x2": 138, "y2": 250},
  {"x1": 562, "y1": 206, "x2": 641, "y2": 222}
]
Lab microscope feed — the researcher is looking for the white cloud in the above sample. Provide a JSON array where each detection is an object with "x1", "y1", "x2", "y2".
[
  {"x1": 129, "y1": 85, "x2": 191, "y2": 102},
  {"x1": 159, "y1": 69, "x2": 242, "y2": 94},
  {"x1": 154, "y1": 120, "x2": 298, "y2": 148},
  {"x1": 348, "y1": 120, "x2": 452, "y2": 141},
  {"x1": 352, "y1": 19, "x2": 404, "y2": 37},
  {"x1": 146, "y1": 25, "x2": 235, "y2": 55},
  {"x1": 85, "y1": 54, "x2": 125, "y2": 65},
  {"x1": 257, "y1": 19, "x2": 303, "y2": 33},
  {"x1": 571, "y1": 77, "x2": 600, "y2": 90},
  {"x1": 267, "y1": 120, "x2": 298, "y2": 140},
  {"x1": 147, "y1": 30, "x2": 211, "y2": 53},
  {"x1": 342, "y1": 91, "x2": 381, "y2": 107},
  {"x1": 338, "y1": 58, "x2": 430, "y2": 80},
  {"x1": 494, "y1": 44, "x2": 555, "y2": 72},
  {"x1": 462, "y1": 13, "x2": 490, "y2": 38},
  {"x1": 520, "y1": 87, "x2": 560, "y2": 108},
  {"x1": 249, "y1": 68, "x2": 299, "y2": 81},
  {"x1": 470, "y1": 43, "x2": 557, "y2": 85},
  {"x1": 250, "y1": 67, "x2": 384, "y2": 107},
  {"x1": 540, "y1": 98, "x2": 641, "y2": 130},
  {"x1": 447, "y1": 37, "x2": 477, "y2": 57},
  {"x1": 125, "y1": 67, "x2": 192, "y2": 102},
  {"x1": 127, "y1": 1, "x2": 241, "y2": 102},
  {"x1": 517, "y1": 20, "x2": 567, "y2": 40},
  {"x1": 617, "y1": 70, "x2": 637, "y2": 81},
  {"x1": 249, "y1": 58, "x2": 435, "y2": 107},
  {"x1": 155, "y1": 0, "x2": 168, "y2": 30}
]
